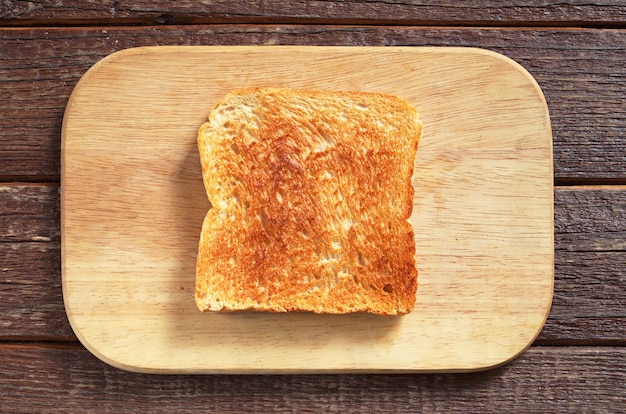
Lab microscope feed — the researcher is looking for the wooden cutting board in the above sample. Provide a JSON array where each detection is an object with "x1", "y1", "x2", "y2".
[{"x1": 61, "y1": 46, "x2": 553, "y2": 374}]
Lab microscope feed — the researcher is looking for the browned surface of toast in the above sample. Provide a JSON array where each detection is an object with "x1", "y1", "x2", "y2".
[{"x1": 196, "y1": 88, "x2": 422, "y2": 315}]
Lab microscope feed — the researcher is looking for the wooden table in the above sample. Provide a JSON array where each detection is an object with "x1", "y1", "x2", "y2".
[{"x1": 1, "y1": 2, "x2": 624, "y2": 412}]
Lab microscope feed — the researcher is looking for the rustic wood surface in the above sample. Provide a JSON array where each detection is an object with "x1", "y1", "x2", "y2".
[
  {"x1": 2, "y1": 1, "x2": 626, "y2": 26},
  {"x1": 1, "y1": 345, "x2": 624, "y2": 413},
  {"x1": 1, "y1": 26, "x2": 625, "y2": 182},
  {"x1": 0, "y1": 0, "x2": 624, "y2": 411}
]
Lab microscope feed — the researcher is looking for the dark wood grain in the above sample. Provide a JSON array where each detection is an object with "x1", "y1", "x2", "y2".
[
  {"x1": 0, "y1": 6, "x2": 624, "y2": 410},
  {"x1": 540, "y1": 251, "x2": 626, "y2": 344},
  {"x1": 555, "y1": 187, "x2": 626, "y2": 237},
  {"x1": 0, "y1": 26, "x2": 624, "y2": 182},
  {"x1": 1, "y1": 184, "x2": 624, "y2": 343},
  {"x1": 2, "y1": 1, "x2": 626, "y2": 26},
  {"x1": 537, "y1": 187, "x2": 626, "y2": 344},
  {"x1": 0, "y1": 242, "x2": 70, "y2": 340},
  {"x1": 0, "y1": 185, "x2": 67, "y2": 339},
  {"x1": 0, "y1": 344, "x2": 623, "y2": 413},
  {"x1": 0, "y1": 185, "x2": 59, "y2": 242}
]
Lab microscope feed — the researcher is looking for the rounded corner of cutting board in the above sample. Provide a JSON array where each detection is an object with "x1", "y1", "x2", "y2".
[
  {"x1": 428, "y1": 47, "x2": 551, "y2": 121},
  {"x1": 61, "y1": 284, "x2": 134, "y2": 373},
  {"x1": 484, "y1": 309, "x2": 553, "y2": 373},
  {"x1": 63, "y1": 46, "x2": 164, "y2": 103},
  {"x1": 62, "y1": 48, "x2": 133, "y2": 144},
  {"x1": 470, "y1": 47, "x2": 551, "y2": 114},
  {"x1": 61, "y1": 306, "x2": 157, "y2": 374}
]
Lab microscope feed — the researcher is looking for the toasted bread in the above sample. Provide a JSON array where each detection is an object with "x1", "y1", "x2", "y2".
[{"x1": 196, "y1": 88, "x2": 422, "y2": 315}]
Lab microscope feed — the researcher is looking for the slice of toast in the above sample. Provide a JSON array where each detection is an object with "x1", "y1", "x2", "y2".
[{"x1": 196, "y1": 88, "x2": 422, "y2": 315}]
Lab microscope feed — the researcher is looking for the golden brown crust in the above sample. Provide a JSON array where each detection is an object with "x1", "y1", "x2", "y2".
[{"x1": 196, "y1": 88, "x2": 422, "y2": 315}]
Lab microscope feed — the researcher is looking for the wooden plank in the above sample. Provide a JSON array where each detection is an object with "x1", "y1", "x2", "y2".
[
  {"x1": 536, "y1": 187, "x2": 626, "y2": 345},
  {"x1": 0, "y1": 184, "x2": 69, "y2": 339},
  {"x1": 554, "y1": 187, "x2": 626, "y2": 237},
  {"x1": 0, "y1": 344, "x2": 624, "y2": 413},
  {"x1": 2, "y1": 1, "x2": 626, "y2": 26},
  {"x1": 0, "y1": 242, "x2": 72, "y2": 340},
  {"x1": 0, "y1": 184, "x2": 59, "y2": 242},
  {"x1": 1, "y1": 26, "x2": 624, "y2": 182},
  {"x1": 0, "y1": 183, "x2": 624, "y2": 344},
  {"x1": 538, "y1": 250, "x2": 626, "y2": 344},
  {"x1": 3, "y1": 243, "x2": 620, "y2": 344}
]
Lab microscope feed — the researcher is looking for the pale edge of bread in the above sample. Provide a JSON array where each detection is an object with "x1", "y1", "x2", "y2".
[{"x1": 195, "y1": 87, "x2": 422, "y2": 315}]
